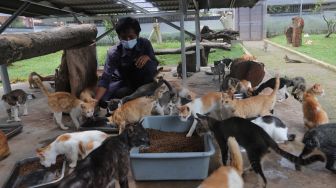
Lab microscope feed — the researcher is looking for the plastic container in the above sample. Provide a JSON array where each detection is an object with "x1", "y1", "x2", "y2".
[
  {"x1": 3, "y1": 157, "x2": 66, "y2": 188},
  {"x1": 130, "y1": 115, "x2": 215, "y2": 180}
]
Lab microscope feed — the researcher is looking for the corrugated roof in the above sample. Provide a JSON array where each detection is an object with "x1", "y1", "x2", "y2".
[{"x1": 0, "y1": 0, "x2": 261, "y2": 18}]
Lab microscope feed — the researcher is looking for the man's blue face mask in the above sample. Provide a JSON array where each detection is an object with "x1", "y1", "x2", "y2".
[{"x1": 121, "y1": 38, "x2": 137, "y2": 49}]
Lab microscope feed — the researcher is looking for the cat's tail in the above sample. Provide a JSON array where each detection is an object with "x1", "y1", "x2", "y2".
[
  {"x1": 269, "y1": 138, "x2": 325, "y2": 165},
  {"x1": 271, "y1": 75, "x2": 280, "y2": 96},
  {"x1": 228, "y1": 137, "x2": 243, "y2": 175},
  {"x1": 32, "y1": 75, "x2": 50, "y2": 96}
]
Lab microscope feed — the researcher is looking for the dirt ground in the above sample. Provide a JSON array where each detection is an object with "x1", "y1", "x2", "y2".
[{"x1": 0, "y1": 41, "x2": 335, "y2": 187}]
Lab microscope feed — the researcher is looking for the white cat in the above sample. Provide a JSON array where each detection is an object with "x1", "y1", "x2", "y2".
[
  {"x1": 251, "y1": 116, "x2": 295, "y2": 143},
  {"x1": 36, "y1": 131, "x2": 108, "y2": 168}
]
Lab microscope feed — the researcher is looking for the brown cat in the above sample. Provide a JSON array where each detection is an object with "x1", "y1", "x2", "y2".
[
  {"x1": 33, "y1": 76, "x2": 94, "y2": 130},
  {"x1": 28, "y1": 72, "x2": 55, "y2": 89},
  {"x1": 107, "y1": 96, "x2": 159, "y2": 134},
  {"x1": 222, "y1": 76, "x2": 279, "y2": 118},
  {"x1": 302, "y1": 84, "x2": 329, "y2": 129},
  {"x1": 198, "y1": 137, "x2": 243, "y2": 188},
  {"x1": 0, "y1": 130, "x2": 10, "y2": 161}
]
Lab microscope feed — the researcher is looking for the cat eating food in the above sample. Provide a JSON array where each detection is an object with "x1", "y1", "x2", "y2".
[
  {"x1": 58, "y1": 124, "x2": 149, "y2": 188},
  {"x1": 195, "y1": 114, "x2": 325, "y2": 187},
  {"x1": 36, "y1": 130, "x2": 108, "y2": 168},
  {"x1": 2, "y1": 89, "x2": 34, "y2": 122}
]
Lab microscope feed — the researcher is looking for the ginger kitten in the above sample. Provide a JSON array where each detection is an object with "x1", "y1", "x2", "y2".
[
  {"x1": 302, "y1": 83, "x2": 329, "y2": 129},
  {"x1": 222, "y1": 76, "x2": 280, "y2": 118},
  {"x1": 33, "y1": 76, "x2": 94, "y2": 130},
  {"x1": 198, "y1": 137, "x2": 244, "y2": 188},
  {"x1": 79, "y1": 89, "x2": 98, "y2": 117},
  {"x1": 178, "y1": 92, "x2": 223, "y2": 137}
]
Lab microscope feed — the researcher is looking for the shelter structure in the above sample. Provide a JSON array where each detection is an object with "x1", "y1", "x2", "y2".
[{"x1": 0, "y1": 0, "x2": 261, "y2": 94}]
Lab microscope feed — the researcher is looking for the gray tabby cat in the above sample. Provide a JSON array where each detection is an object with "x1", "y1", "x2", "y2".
[
  {"x1": 296, "y1": 123, "x2": 336, "y2": 173},
  {"x1": 1, "y1": 89, "x2": 34, "y2": 122}
]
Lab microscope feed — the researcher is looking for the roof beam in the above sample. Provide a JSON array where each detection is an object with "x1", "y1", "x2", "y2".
[{"x1": 116, "y1": 0, "x2": 195, "y2": 38}]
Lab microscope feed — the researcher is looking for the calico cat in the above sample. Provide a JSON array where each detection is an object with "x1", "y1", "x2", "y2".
[
  {"x1": 1, "y1": 89, "x2": 34, "y2": 122},
  {"x1": 178, "y1": 92, "x2": 223, "y2": 137},
  {"x1": 28, "y1": 71, "x2": 55, "y2": 89},
  {"x1": 222, "y1": 76, "x2": 280, "y2": 118},
  {"x1": 58, "y1": 123, "x2": 149, "y2": 188},
  {"x1": 36, "y1": 131, "x2": 108, "y2": 168},
  {"x1": 198, "y1": 137, "x2": 244, "y2": 188},
  {"x1": 295, "y1": 123, "x2": 336, "y2": 173},
  {"x1": 302, "y1": 84, "x2": 329, "y2": 129},
  {"x1": 33, "y1": 76, "x2": 95, "y2": 130},
  {"x1": 250, "y1": 116, "x2": 296, "y2": 143},
  {"x1": 107, "y1": 96, "x2": 161, "y2": 134},
  {"x1": 195, "y1": 114, "x2": 325, "y2": 186}
]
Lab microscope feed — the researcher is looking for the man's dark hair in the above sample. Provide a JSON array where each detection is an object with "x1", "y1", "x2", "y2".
[{"x1": 115, "y1": 17, "x2": 141, "y2": 35}]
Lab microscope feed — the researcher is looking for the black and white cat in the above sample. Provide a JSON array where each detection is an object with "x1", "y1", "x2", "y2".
[
  {"x1": 58, "y1": 123, "x2": 149, "y2": 188},
  {"x1": 253, "y1": 77, "x2": 293, "y2": 101},
  {"x1": 195, "y1": 114, "x2": 325, "y2": 186},
  {"x1": 250, "y1": 116, "x2": 296, "y2": 143},
  {"x1": 295, "y1": 123, "x2": 336, "y2": 173}
]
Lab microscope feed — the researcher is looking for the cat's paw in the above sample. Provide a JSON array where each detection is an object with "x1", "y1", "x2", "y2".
[
  {"x1": 23, "y1": 112, "x2": 28, "y2": 116},
  {"x1": 14, "y1": 118, "x2": 21, "y2": 122},
  {"x1": 59, "y1": 125, "x2": 69, "y2": 130},
  {"x1": 69, "y1": 162, "x2": 77, "y2": 168},
  {"x1": 6, "y1": 119, "x2": 14, "y2": 123}
]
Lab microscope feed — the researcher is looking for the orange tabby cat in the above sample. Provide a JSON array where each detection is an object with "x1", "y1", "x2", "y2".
[
  {"x1": 0, "y1": 130, "x2": 10, "y2": 160},
  {"x1": 33, "y1": 76, "x2": 94, "y2": 130},
  {"x1": 107, "y1": 96, "x2": 159, "y2": 134},
  {"x1": 198, "y1": 137, "x2": 243, "y2": 188},
  {"x1": 302, "y1": 83, "x2": 329, "y2": 129},
  {"x1": 79, "y1": 89, "x2": 98, "y2": 117},
  {"x1": 222, "y1": 76, "x2": 279, "y2": 118},
  {"x1": 178, "y1": 92, "x2": 223, "y2": 137}
]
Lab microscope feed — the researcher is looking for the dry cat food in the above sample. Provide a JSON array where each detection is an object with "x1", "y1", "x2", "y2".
[{"x1": 140, "y1": 129, "x2": 204, "y2": 153}]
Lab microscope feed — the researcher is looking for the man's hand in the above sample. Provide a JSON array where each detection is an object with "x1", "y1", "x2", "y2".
[{"x1": 135, "y1": 55, "x2": 150, "y2": 68}]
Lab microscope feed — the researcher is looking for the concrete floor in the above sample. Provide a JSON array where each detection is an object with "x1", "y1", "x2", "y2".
[{"x1": 1, "y1": 41, "x2": 336, "y2": 187}]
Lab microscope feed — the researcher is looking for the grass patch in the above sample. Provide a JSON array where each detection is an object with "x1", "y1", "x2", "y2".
[
  {"x1": 3, "y1": 41, "x2": 244, "y2": 84},
  {"x1": 269, "y1": 34, "x2": 336, "y2": 65}
]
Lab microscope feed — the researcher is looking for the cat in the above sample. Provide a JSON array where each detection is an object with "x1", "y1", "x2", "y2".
[
  {"x1": 222, "y1": 76, "x2": 280, "y2": 118},
  {"x1": 302, "y1": 83, "x2": 329, "y2": 129},
  {"x1": 284, "y1": 55, "x2": 304, "y2": 63},
  {"x1": 28, "y1": 71, "x2": 55, "y2": 89},
  {"x1": 177, "y1": 92, "x2": 223, "y2": 137},
  {"x1": 195, "y1": 114, "x2": 325, "y2": 186},
  {"x1": 198, "y1": 137, "x2": 244, "y2": 188},
  {"x1": 253, "y1": 77, "x2": 293, "y2": 101},
  {"x1": 118, "y1": 67, "x2": 166, "y2": 105},
  {"x1": 295, "y1": 123, "x2": 336, "y2": 173},
  {"x1": 1, "y1": 89, "x2": 34, "y2": 122},
  {"x1": 228, "y1": 60, "x2": 265, "y2": 87},
  {"x1": 107, "y1": 95, "x2": 161, "y2": 134},
  {"x1": 291, "y1": 76, "x2": 306, "y2": 102},
  {"x1": 36, "y1": 130, "x2": 108, "y2": 168},
  {"x1": 79, "y1": 89, "x2": 98, "y2": 118},
  {"x1": 58, "y1": 123, "x2": 149, "y2": 188},
  {"x1": 250, "y1": 116, "x2": 296, "y2": 143},
  {"x1": 221, "y1": 77, "x2": 253, "y2": 98},
  {"x1": 33, "y1": 76, "x2": 95, "y2": 130}
]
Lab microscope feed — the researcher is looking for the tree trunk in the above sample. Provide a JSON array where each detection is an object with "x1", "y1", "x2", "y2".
[{"x1": 0, "y1": 24, "x2": 97, "y2": 65}]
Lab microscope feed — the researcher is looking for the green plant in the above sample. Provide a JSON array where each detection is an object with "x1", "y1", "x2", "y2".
[{"x1": 103, "y1": 18, "x2": 118, "y2": 44}]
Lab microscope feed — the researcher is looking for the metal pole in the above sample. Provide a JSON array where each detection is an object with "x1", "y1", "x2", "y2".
[
  {"x1": 194, "y1": 1, "x2": 201, "y2": 72},
  {"x1": 0, "y1": 1, "x2": 31, "y2": 94},
  {"x1": 0, "y1": 65, "x2": 11, "y2": 94},
  {"x1": 299, "y1": 0, "x2": 303, "y2": 17},
  {"x1": 179, "y1": 0, "x2": 187, "y2": 86}
]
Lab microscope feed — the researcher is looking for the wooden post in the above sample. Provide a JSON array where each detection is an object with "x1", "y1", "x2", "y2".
[
  {"x1": 0, "y1": 24, "x2": 97, "y2": 65},
  {"x1": 292, "y1": 17, "x2": 304, "y2": 47}
]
